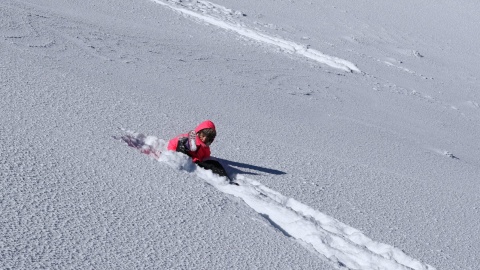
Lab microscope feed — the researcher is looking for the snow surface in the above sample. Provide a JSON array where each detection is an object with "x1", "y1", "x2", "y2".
[{"x1": 1, "y1": 0, "x2": 480, "y2": 269}]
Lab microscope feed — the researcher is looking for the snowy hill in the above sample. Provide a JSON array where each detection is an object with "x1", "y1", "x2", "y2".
[{"x1": 1, "y1": 0, "x2": 479, "y2": 269}]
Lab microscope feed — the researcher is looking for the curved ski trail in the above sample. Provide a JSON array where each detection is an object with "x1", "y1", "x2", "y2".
[
  {"x1": 119, "y1": 131, "x2": 435, "y2": 270},
  {"x1": 149, "y1": 0, "x2": 360, "y2": 73}
]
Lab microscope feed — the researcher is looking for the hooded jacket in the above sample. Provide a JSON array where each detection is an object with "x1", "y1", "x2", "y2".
[{"x1": 167, "y1": 120, "x2": 216, "y2": 163}]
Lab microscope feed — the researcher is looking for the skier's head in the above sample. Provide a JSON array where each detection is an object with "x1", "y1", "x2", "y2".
[
  {"x1": 195, "y1": 120, "x2": 216, "y2": 146},
  {"x1": 198, "y1": 128, "x2": 216, "y2": 145}
]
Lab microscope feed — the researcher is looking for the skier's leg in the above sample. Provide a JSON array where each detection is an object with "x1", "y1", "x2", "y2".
[
  {"x1": 197, "y1": 160, "x2": 239, "y2": 185},
  {"x1": 196, "y1": 160, "x2": 228, "y2": 177}
]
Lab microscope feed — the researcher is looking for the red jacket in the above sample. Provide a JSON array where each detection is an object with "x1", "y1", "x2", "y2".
[{"x1": 167, "y1": 120, "x2": 216, "y2": 162}]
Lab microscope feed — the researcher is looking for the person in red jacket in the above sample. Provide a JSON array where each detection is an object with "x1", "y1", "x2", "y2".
[
  {"x1": 168, "y1": 120, "x2": 232, "y2": 181},
  {"x1": 167, "y1": 120, "x2": 216, "y2": 162}
]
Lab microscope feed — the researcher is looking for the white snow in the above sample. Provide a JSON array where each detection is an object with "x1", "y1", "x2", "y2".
[
  {"x1": 2, "y1": 0, "x2": 480, "y2": 269},
  {"x1": 150, "y1": 0, "x2": 360, "y2": 73}
]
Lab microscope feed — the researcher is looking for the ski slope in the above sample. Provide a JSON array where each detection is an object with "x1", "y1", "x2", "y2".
[
  {"x1": 121, "y1": 130, "x2": 434, "y2": 269},
  {"x1": 2, "y1": 0, "x2": 480, "y2": 269}
]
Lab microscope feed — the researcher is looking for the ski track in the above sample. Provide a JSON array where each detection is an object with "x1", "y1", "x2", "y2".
[
  {"x1": 149, "y1": 0, "x2": 360, "y2": 73},
  {"x1": 124, "y1": 132, "x2": 435, "y2": 270}
]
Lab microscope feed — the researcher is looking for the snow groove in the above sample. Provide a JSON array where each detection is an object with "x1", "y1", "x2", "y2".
[
  {"x1": 119, "y1": 131, "x2": 435, "y2": 270},
  {"x1": 150, "y1": 0, "x2": 360, "y2": 73},
  {"x1": 151, "y1": 148, "x2": 436, "y2": 270},
  {"x1": 210, "y1": 176, "x2": 436, "y2": 270}
]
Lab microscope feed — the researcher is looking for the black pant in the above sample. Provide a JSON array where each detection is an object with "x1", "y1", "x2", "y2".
[{"x1": 196, "y1": 160, "x2": 228, "y2": 178}]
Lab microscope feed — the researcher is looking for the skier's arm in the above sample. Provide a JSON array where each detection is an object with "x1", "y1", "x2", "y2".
[{"x1": 167, "y1": 137, "x2": 179, "y2": 151}]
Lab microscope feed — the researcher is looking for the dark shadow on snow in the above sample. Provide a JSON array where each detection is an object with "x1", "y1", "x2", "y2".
[
  {"x1": 215, "y1": 158, "x2": 286, "y2": 176},
  {"x1": 259, "y1": 214, "x2": 292, "y2": 237}
]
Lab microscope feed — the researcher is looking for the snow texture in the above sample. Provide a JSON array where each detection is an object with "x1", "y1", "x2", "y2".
[
  {"x1": 2, "y1": 0, "x2": 480, "y2": 269},
  {"x1": 121, "y1": 131, "x2": 435, "y2": 269}
]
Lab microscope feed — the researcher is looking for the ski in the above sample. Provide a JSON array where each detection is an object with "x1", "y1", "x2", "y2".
[{"x1": 114, "y1": 128, "x2": 163, "y2": 160}]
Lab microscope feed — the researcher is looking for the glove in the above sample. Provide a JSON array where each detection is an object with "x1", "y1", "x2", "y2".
[{"x1": 176, "y1": 137, "x2": 189, "y2": 154}]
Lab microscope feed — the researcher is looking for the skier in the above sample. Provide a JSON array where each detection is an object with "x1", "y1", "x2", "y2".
[{"x1": 167, "y1": 120, "x2": 231, "y2": 181}]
